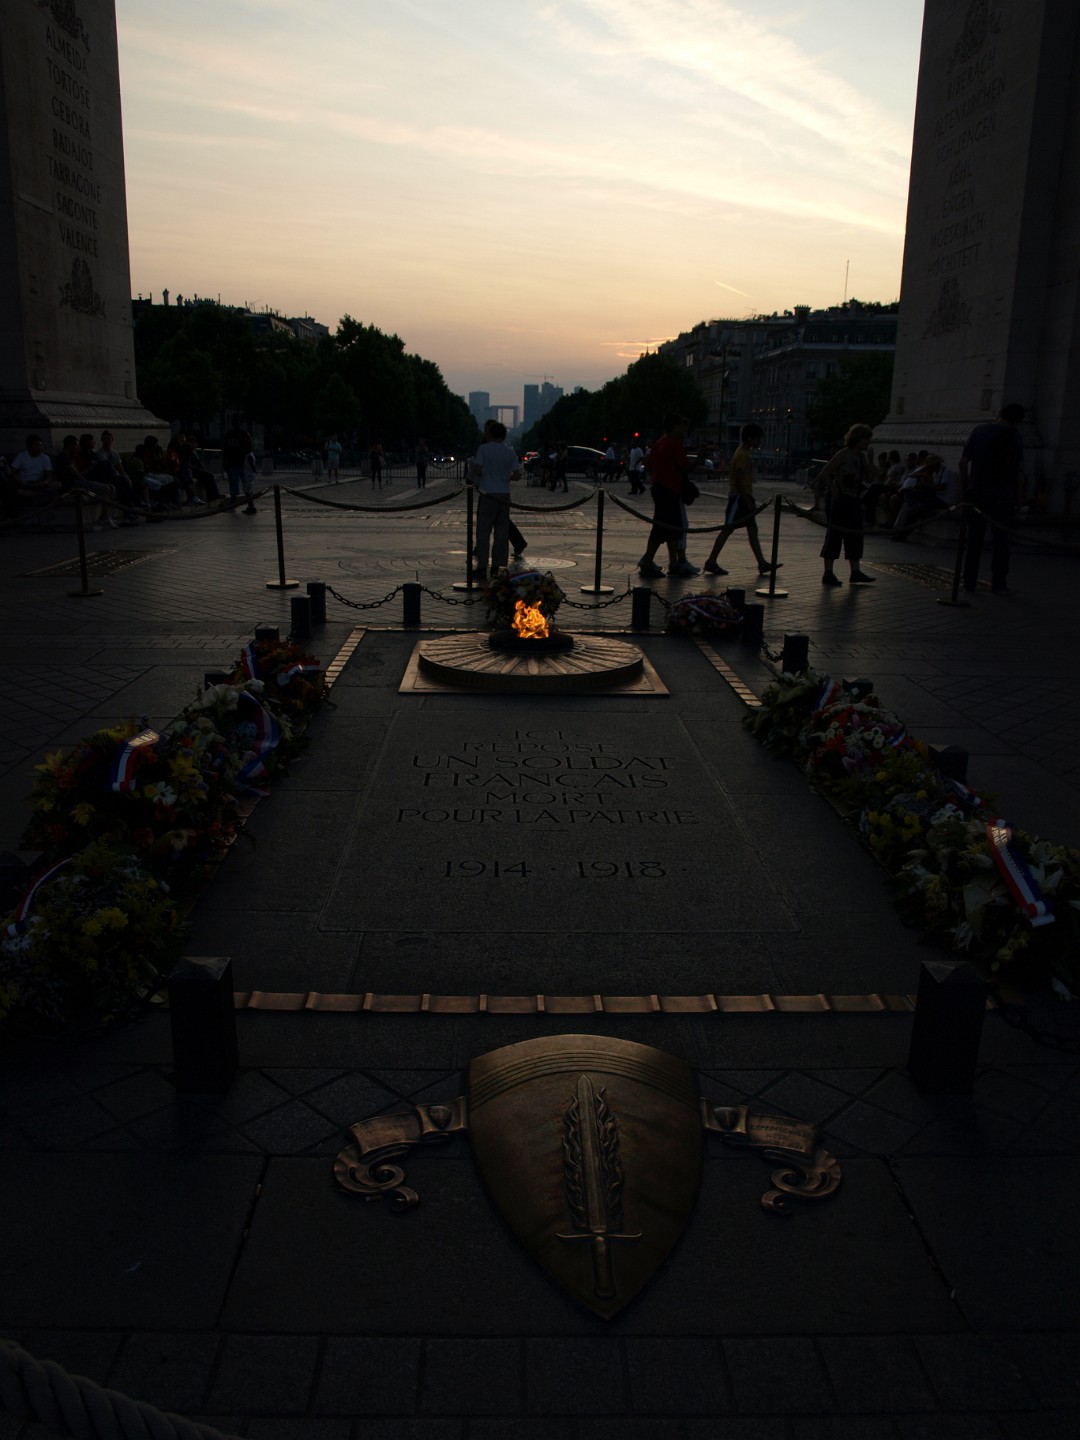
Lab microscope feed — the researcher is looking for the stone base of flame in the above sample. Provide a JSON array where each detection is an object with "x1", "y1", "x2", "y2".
[
  {"x1": 488, "y1": 628, "x2": 575, "y2": 654},
  {"x1": 403, "y1": 634, "x2": 667, "y2": 695}
]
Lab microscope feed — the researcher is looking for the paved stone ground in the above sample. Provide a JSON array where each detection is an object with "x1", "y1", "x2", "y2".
[{"x1": 1, "y1": 476, "x2": 1078, "y2": 1438}]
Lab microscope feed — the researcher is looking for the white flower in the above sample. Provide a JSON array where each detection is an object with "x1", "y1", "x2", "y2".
[
  {"x1": 203, "y1": 684, "x2": 240, "y2": 710},
  {"x1": 952, "y1": 920, "x2": 975, "y2": 949},
  {"x1": 1051, "y1": 977, "x2": 1076, "y2": 1001},
  {"x1": 146, "y1": 781, "x2": 178, "y2": 806}
]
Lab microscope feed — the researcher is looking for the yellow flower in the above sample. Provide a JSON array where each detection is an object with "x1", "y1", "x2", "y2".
[
  {"x1": 83, "y1": 907, "x2": 129, "y2": 937},
  {"x1": 72, "y1": 803, "x2": 95, "y2": 826},
  {"x1": 35, "y1": 752, "x2": 66, "y2": 776}
]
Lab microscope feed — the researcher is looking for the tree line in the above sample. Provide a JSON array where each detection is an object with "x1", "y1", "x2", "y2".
[
  {"x1": 522, "y1": 353, "x2": 708, "y2": 451},
  {"x1": 133, "y1": 304, "x2": 480, "y2": 455}
]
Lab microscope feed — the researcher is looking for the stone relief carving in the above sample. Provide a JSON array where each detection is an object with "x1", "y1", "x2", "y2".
[
  {"x1": 38, "y1": 0, "x2": 91, "y2": 49},
  {"x1": 924, "y1": 278, "x2": 970, "y2": 337},
  {"x1": 948, "y1": 0, "x2": 1001, "y2": 70},
  {"x1": 59, "y1": 258, "x2": 106, "y2": 317}
]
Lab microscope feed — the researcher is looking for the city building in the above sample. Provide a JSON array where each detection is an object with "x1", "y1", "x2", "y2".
[
  {"x1": 468, "y1": 391, "x2": 491, "y2": 427},
  {"x1": 523, "y1": 381, "x2": 564, "y2": 430},
  {"x1": 658, "y1": 302, "x2": 898, "y2": 465}
]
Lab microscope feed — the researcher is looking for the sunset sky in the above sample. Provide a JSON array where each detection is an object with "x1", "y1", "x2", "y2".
[{"x1": 116, "y1": 0, "x2": 925, "y2": 402}]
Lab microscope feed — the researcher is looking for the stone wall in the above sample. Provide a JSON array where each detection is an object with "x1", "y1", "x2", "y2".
[
  {"x1": 876, "y1": 0, "x2": 1080, "y2": 508},
  {"x1": 0, "y1": 0, "x2": 163, "y2": 452}
]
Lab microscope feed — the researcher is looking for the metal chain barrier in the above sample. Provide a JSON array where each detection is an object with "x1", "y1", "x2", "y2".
[
  {"x1": 279, "y1": 484, "x2": 463, "y2": 514},
  {"x1": 0, "y1": 1336, "x2": 240, "y2": 1440},
  {"x1": 324, "y1": 582, "x2": 405, "y2": 611},
  {"x1": 781, "y1": 493, "x2": 1080, "y2": 555},
  {"x1": 508, "y1": 491, "x2": 596, "y2": 514},
  {"x1": 606, "y1": 488, "x2": 773, "y2": 535},
  {"x1": 417, "y1": 583, "x2": 485, "y2": 607},
  {"x1": 560, "y1": 583, "x2": 633, "y2": 610}
]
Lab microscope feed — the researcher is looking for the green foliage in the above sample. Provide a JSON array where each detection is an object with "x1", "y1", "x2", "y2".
[
  {"x1": 805, "y1": 351, "x2": 894, "y2": 452},
  {"x1": 133, "y1": 303, "x2": 478, "y2": 453},
  {"x1": 524, "y1": 353, "x2": 707, "y2": 449}
]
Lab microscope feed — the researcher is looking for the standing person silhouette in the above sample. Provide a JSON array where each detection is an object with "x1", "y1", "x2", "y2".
[
  {"x1": 703, "y1": 422, "x2": 779, "y2": 577},
  {"x1": 470, "y1": 420, "x2": 521, "y2": 580},
  {"x1": 636, "y1": 412, "x2": 692, "y2": 578},
  {"x1": 818, "y1": 423, "x2": 877, "y2": 586},
  {"x1": 960, "y1": 402, "x2": 1025, "y2": 595}
]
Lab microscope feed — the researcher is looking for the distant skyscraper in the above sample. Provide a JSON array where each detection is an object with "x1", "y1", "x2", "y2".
[
  {"x1": 468, "y1": 391, "x2": 491, "y2": 426},
  {"x1": 540, "y1": 381, "x2": 563, "y2": 415},
  {"x1": 523, "y1": 384, "x2": 541, "y2": 429}
]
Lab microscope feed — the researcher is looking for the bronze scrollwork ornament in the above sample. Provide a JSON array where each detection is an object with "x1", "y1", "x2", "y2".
[{"x1": 333, "y1": 1036, "x2": 841, "y2": 1318}]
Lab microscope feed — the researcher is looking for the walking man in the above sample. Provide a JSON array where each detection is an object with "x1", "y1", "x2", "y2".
[
  {"x1": 960, "y1": 403, "x2": 1025, "y2": 594},
  {"x1": 703, "y1": 423, "x2": 779, "y2": 577}
]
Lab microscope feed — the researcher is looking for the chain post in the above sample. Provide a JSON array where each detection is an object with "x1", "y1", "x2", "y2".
[
  {"x1": 266, "y1": 485, "x2": 299, "y2": 589},
  {"x1": 580, "y1": 488, "x2": 615, "y2": 595},
  {"x1": 631, "y1": 585, "x2": 653, "y2": 630},
  {"x1": 305, "y1": 581, "x2": 327, "y2": 624},
  {"x1": 68, "y1": 490, "x2": 103, "y2": 598},
  {"x1": 452, "y1": 483, "x2": 479, "y2": 592},
  {"x1": 755, "y1": 494, "x2": 789, "y2": 598},
  {"x1": 938, "y1": 504, "x2": 972, "y2": 608},
  {"x1": 402, "y1": 581, "x2": 422, "y2": 626}
]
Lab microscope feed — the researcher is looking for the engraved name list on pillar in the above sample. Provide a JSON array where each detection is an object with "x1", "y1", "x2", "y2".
[{"x1": 42, "y1": 14, "x2": 105, "y2": 290}]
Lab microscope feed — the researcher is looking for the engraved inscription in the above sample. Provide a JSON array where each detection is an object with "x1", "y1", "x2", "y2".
[
  {"x1": 401, "y1": 729, "x2": 699, "y2": 826},
  {"x1": 38, "y1": 5, "x2": 107, "y2": 295}
]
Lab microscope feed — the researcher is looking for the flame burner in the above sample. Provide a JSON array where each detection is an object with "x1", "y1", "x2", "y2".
[
  {"x1": 488, "y1": 599, "x2": 574, "y2": 653},
  {"x1": 488, "y1": 628, "x2": 575, "y2": 654}
]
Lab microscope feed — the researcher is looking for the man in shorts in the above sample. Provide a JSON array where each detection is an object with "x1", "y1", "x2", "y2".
[{"x1": 703, "y1": 423, "x2": 779, "y2": 576}]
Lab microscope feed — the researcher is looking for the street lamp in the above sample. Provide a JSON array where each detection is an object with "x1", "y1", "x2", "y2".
[{"x1": 783, "y1": 407, "x2": 794, "y2": 480}]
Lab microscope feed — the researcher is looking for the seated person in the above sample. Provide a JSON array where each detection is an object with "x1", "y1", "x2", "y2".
[
  {"x1": 96, "y1": 431, "x2": 144, "y2": 517},
  {"x1": 10, "y1": 434, "x2": 62, "y2": 508},
  {"x1": 892, "y1": 455, "x2": 949, "y2": 537},
  {"x1": 141, "y1": 439, "x2": 180, "y2": 508},
  {"x1": 73, "y1": 432, "x2": 118, "y2": 527}
]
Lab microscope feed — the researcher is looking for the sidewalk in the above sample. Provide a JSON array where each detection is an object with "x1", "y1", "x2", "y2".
[{"x1": 1, "y1": 484, "x2": 1077, "y2": 1437}]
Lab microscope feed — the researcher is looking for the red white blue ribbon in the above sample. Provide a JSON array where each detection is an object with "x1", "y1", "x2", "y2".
[
  {"x1": 107, "y1": 729, "x2": 160, "y2": 792},
  {"x1": 948, "y1": 778, "x2": 982, "y2": 809},
  {"x1": 814, "y1": 676, "x2": 842, "y2": 711},
  {"x1": 985, "y1": 817, "x2": 1055, "y2": 927},
  {"x1": 235, "y1": 691, "x2": 280, "y2": 795},
  {"x1": 240, "y1": 643, "x2": 260, "y2": 680},
  {"x1": 276, "y1": 662, "x2": 321, "y2": 688},
  {"x1": 7, "y1": 858, "x2": 70, "y2": 936}
]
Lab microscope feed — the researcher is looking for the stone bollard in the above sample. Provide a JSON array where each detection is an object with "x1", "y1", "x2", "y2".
[
  {"x1": 305, "y1": 581, "x2": 327, "y2": 625},
  {"x1": 845, "y1": 676, "x2": 874, "y2": 700},
  {"x1": 290, "y1": 595, "x2": 312, "y2": 639},
  {"x1": 402, "y1": 581, "x2": 422, "y2": 627},
  {"x1": 740, "y1": 602, "x2": 764, "y2": 647},
  {"x1": 254, "y1": 626, "x2": 280, "y2": 644},
  {"x1": 167, "y1": 956, "x2": 239, "y2": 1093},
  {"x1": 930, "y1": 743, "x2": 969, "y2": 783},
  {"x1": 907, "y1": 959, "x2": 988, "y2": 1093},
  {"x1": 781, "y1": 633, "x2": 810, "y2": 674},
  {"x1": 631, "y1": 586, "x2": 652, "y2": 630},
  {"x1": 727, "y1": 588, "x2": 746, "y2": 611},
  {"x1": 204, "y1": 670, "x2": 232, "y2": 688}
]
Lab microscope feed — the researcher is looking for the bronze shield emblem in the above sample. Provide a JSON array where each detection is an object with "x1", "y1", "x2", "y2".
[{"x1": 467, "y1": 1034, "x2": 701, "y2": 1319}]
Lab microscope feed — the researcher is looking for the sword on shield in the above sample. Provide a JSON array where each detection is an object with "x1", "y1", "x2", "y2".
[{"x1": 556, "y1": 1074, "x2": 642, "y2": 1298}]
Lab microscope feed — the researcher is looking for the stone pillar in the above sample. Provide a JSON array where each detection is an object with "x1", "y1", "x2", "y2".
[
  {"x1": 0, "y1": 0, "x2": 165, "y2": 453},
  {"x1": 876, "y1": 0, "x2": 1080, "y2": 509}
]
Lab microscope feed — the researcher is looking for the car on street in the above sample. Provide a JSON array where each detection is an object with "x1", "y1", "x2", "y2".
[{"x1": 524, "y1": 445, "x2": 607, "y2": 483}]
